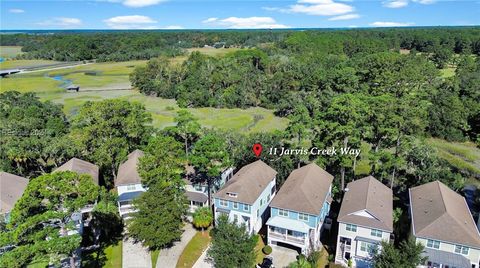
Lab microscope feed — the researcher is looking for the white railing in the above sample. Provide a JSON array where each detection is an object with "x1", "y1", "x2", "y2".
[{"x1": 269, "y1": 231, "x2": 305, "y2": 244}]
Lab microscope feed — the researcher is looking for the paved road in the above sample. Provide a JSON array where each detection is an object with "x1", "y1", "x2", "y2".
[
  {"x1": 192, "y1": 246, "x2": 213, "y2": 268},
  {"x1": 156, "y1": 224, "x2": 197, "y2": 268},
  {"x1": 122, "y1": 237, "x2": 152, "y2": 268}
]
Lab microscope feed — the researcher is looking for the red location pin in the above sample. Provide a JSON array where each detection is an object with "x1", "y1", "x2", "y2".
[{"x1": 252, "y1": 143, "x2": 263, "y2": 158}]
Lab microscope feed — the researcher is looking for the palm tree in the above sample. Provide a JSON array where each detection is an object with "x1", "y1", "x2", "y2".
[{"x1": 192, "y1": 207, "x2": 213, "y2": 232}]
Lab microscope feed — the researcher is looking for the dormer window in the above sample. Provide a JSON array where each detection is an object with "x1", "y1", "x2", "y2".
[{"x1": 227, "y1": 192, "x2": 237, "y2": 198}]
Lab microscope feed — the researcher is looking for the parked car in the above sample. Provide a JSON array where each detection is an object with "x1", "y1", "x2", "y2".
[{"x1": 257, "y1": 256, "x2": 274, "y2": 268}]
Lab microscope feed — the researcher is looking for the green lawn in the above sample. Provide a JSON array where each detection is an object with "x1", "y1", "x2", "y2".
[
  {"x1": 176, "y1": 231, "x2": 211, "y2": 268},
  {"x1": 151, "y1": 249, "x2": 160, "y2": 268},
  {"x1": 0, "y1": 59, "x2": 60, "y2": 69},
  {"x1": 0, "y1": 46, "x2": 23, "y2": 58},
  {"x1": 82, "y1": 241, "x2": 123, "y2": 268},
  {"x1": 255, "y1": 235, "x2": 267, "y2": 264}
]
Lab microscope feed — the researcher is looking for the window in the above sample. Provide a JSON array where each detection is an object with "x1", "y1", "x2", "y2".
[
  {"x1": 227, "y1": 192, "x2": 237, "y2": 198},
  {"x1": 127, "y1": 184, "x2": 136, "y2": 191},
  {"x1": 219, "y1": 199, "x2": 228, "y2": 207},
  {"x1": 278, "y1": 209, "x2": 289, "y2": 217},
  {"x1": 243, "y1": 204, "x2": 249, "y2": 211},
  {"x1": 256, "y1": 209, "x2": 259, "y2": 217},
  {"x1": 233, "y1": 214, "x2": 238, "y2": 222},
  {"x1": 260, "y1": 198, "x2": 264, "y2": 206},
  {"x1": 426, "y1": 239, "x2": 440, "y2": 249},
  {"x1": 346, "y1": 224, "x2": 357, "y2": 232},
  {"x1": 298, "y1": 213, "x2": 309, "y2": 221},
  {"x1": 267, "y1": 194, "x2": 271, "y2": 202},
  {"x1": 455, "y1": 245, "x2": 469, "y2": 255},
  {"x1": 233, "y1": 202, "x2": 239, "y2": 209},
  {"x1": 371, "y1": 229, "x2": 382, "y2": 238},
  {"x1": 359, "y1": 241, "x2": 376, "y2": 254}
]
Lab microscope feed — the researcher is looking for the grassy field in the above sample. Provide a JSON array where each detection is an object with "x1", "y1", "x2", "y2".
[
  {"x1": 428, "y1": 138, "x2": 480, "y2": 184},
  {"x1": 0, "y1": 46, "x2": 23, "y2": 58},
  {"x1": 0, "y1": 53, "x2": 287, "y2": 133},
  {"x1": 255, "y1": 235, "x2": 267, "y2": 264},
  {"x1": 176, "y1": 231, "x2": 211, "y2": 268}
]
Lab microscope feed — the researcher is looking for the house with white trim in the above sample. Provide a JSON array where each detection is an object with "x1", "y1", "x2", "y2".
[
  {"x1": 213, "y1": 160, "x2": 277, "y2": 234},
  {"x1": 335, "y1": 176, "x2": 393, "y2": 268},
  {"x1": 409, "y1": 180, "x2": 480, "y2": 268},
  {"x1": 266, "y1": 163, "x2": 333, "y2": 254},
  {"x1": 115, "y1": 149, "x2": 147, "y2": 219}
]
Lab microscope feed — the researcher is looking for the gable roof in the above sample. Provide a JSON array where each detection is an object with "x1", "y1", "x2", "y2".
[
  {"x1": 338, "y1": 176, "x2": 393, "y2": 232},
  {"x1": 115, "y1": 149, "x2": 144, "y2": 187},
  {"x1": 214, "y1": 160, "x2": 277, "y2": 205},
  {"x1": 409, "y1": 180, "x2": 480, "y2": 248},
  {"x1": 270, "y1": 163, "x2": 333, "y2": 215},
  {"x1": 55, "y1": 158, "x2": 99, "y2": 185},
  {"x1": 0, "y1": 172, "x2": 29, "y2": 214}
]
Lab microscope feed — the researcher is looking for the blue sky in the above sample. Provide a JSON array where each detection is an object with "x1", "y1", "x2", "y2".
[{"x1": 1, "y1": 0, "x2": 479, "y2": 30}]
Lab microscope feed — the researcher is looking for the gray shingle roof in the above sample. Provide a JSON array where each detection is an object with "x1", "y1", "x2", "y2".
[
  {"x1": 115, "y1": 149, "x2": 144, "y2": 187},
  {"x1": 55, "y1": 158, "x2": 99, "y2": 185},
  {"x1": 338, "y1": 176, "x2": 393, "y2": 232},
  {"x1": 270, "y1": 163, "x2": 333, "y2": 215},
  {"x1": 0, "y1": 172, "x2": 28, "y2": 214},
  {"x1": 409, "y1": 180, "x2": 480, "y2": 248},
  {"x1": 214, "y1": 160, "x2": 276, "y2": 205}
]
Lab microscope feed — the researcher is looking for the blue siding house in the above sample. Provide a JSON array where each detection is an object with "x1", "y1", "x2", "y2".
[
  {"x1": 213, "y1": 160, "x2": 277, "y2": 234},
  {"x1": 267, "y1": 163, "x2": 333, "y2": 254}
]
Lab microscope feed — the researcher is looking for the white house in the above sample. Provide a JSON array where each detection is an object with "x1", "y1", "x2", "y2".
[
  {"x1": 184, "y1": 166, "x2": 234, "y2": 213},
  {"x1": 335, "y1": 176, "x2": 393, "y2": 268},
  {"x1": 409, "y1": 180, "x2": 480, "y2": 268},
  {"x1": 213, "y1": 160, "x2": 277, "y2": 234},
  {"x1": 115, "y1": 149, "x2": 147, "y2": 219},
  {"x1": 267, "y1": 163, "x2": 333, "y2": 254}
]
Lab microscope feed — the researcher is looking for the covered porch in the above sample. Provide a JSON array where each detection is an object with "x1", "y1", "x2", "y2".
[{"x1": 266, "y1": 216, "x2": 311, "y2": 252}]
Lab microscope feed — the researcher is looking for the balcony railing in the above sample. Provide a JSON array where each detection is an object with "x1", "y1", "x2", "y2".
[{"x1": 269, "y1": 231, "x2": 305, "y2": 244}]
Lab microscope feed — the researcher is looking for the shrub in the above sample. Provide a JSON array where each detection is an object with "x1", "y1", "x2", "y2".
[{"x1": 262, "y1": 245, "x2": 272, "y2": 255}]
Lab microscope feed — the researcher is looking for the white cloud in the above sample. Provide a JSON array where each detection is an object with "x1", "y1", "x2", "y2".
[
  {"x1": 202, "y1": 16, "x2": 290, "y2": 29},
  {"x1": 383, "y1": 0, "x2": 409, "y2": 8},
  {"x1": 9, "y1": 9, "x2": 25, "y2": 13},
  {"x1": 202, "y1": 17, "x2": 218, "y2": 23},
  {"x1": 265, "y1": 0, "x2": 354, "y2": 17},
  {"x1": 162, "y1": 25, "x2": 184, "y2": 29},
  {"x1": 383, "y1": 0, "x2": 436, "y2": 8},
  {"x1": 289, "y1": 1, "x2": 354, "y2": 16},
  {"x1": 104, "y1": 15, "x2": 158, "y2": 29},
  {"x1": 370, "y1": 21, "x2": 414, "y2": 27},
  {"x1": 37, "y1": 17, "x2": 82, "y2": 27},
  {"x1": 412, "y1": 0, "x2": 436, "y2": 4},
  {"x1": 98, "y1": 0, "x2": 166, "y2": 7},
  {"x1": 328, "y1": 13, "x2": 360, "y2": 20}
]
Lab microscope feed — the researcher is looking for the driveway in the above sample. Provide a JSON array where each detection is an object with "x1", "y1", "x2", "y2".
[
  {"x1": 270, "y1": 245, "x2": 298, "y2": 268},
  {"x1": 123, "y1": 237, "x2": 152, "y2": 268},
  {"x1": 156, "y1": 224, "x2": 197, "y2": 268}
]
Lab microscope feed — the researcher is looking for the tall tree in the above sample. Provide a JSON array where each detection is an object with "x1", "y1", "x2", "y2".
[
  {"x1": 314, "y1": 94, "x2": 368, "y2": 190},
  {"x1": 174, "y1": 109, "x2": 201, "y2": 161},
  {"x1": 285, "y1": 103, "x2": 312, "y2": 168},
  {"x1": 139, "y1": 136, "x2": 185, "y2": 187},
  {"x1": 0, "y1": 91, "x2": 71, "y2": 177},
  {"x1": 128, "y1": 178, "x2": 188, "y2": 249},
  {"x1": 190, "y1": 133, "x2": 231, "y2": 205},
  {"x1": 0, "y1": 171, "x2": 99, "y2": 268},
  {"x1": 373, "y1": 238, "x2": 427, "y2": 268},
  {"x1": 208, "y1": 215, "x2": 257, "y2": 268},
  {"x1": 71, "y1": 99, "x2": 152, "y2": 187}
]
